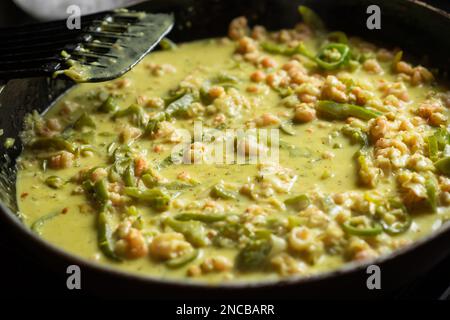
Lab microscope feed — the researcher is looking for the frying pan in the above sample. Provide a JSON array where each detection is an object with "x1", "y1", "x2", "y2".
[{"x1": 0, "y1": 0, "x2": 449, "y2": 299}]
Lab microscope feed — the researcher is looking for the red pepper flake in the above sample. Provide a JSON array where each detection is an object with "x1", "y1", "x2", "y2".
[
  {"x1": 61, "y1": 207, "x2": 69, "y2": 214},
  {"x1": 20, "y1": 192, "x2": 29, "y2": 199}
]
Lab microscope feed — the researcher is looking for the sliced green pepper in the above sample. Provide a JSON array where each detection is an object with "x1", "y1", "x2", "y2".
[
  {"x1": 159, "y1": 38, "x2": 177, "y2": 51},
  {"x1": 113, "y1": 104, "x2": 147, "y2": 127},
  {"x1": 425, "y1": 176, "x2": 439, "y2": 213},
  {"x1": 166, "y1": 249, "x2": 199, "y2": 268},
  {"x1": 327, "y1": 31, "x2": 348, "y2": 44},
  {"x1": 284, "y1": 194, "x2": 310, "y2": 211},
  {"x1": 317, "y1": 100, "x2": 381, "y2": 121},
  {"x1": 341, "y1": 125, "x2": 369, "y2": 147},
  {"x1": 30, "y1": 137, "x2": 76, "y2": 153},
  {"x1": 31, "y1": 212, "x2": 60, "y2": 235},
  {"x1": 175, "y1": 213, "x2": 227, "y2": 223},
  {"x1": 279, "y1": 121, "x2": 296, "y2": 136},
  {"x1": 123, "y1": 164, "x2": 136, "y2": 187},
  {"x1": 165, "y1": 218, "x2": 209, "y2": 247},
  {"x1": 99, "y1": 96, "x2": 119, "y2": 113},
  {"x1": 434, "y1": 157, "x2": 450, "y2": 176},
  {"x1": 391, "y1": 50, "x2": 403, "y2": 72},
  {"x1": 236, "y1": 237, "x2": 272, "y2": 271},
  {"x1": 124, "y1": 187, "x2": 170, "y2": 211},
  {"x1": 162, "y1": 181, "x2": 197, "y2": 190},
  {"x1": 298, "y1": 5, "x2": 325, "y2": 31},
  {"x1": 315, "y1": 43, "x2": 350, "y2": 70},
  {"x1": 210, "y1": 184, "x2": 237, "y2": 200},
  {"x1": 434, "y1": 127, "x2": 450, "y2": 150},
  {"x1": 380, "y1": 209, "x2": 412, "y2": 235},
  {"x1": 97, "y1": 210, "x2": 121, "y2": 261},
  {"x1": 93, "y1": 179, "x2": 109, "y2": 209},
  {"x1": 45, "y1": 176, "x2": 64, "y2": 189},
  {"x1": 165, "y1": 93, "x2": 195, "y2": 118},
  {"x1": 261, "y1": 42, "x2": 297, "y2": 56},
  {"x1": 74, "y1": 112, "x2": 96, "y2": 130},
  {"x1": 427, "y1": 135, "x2": 439, "y2": 161},
  {"x1": 145, "y1": 112, "x2": 166, "y2": 135},
  {"x1": 342, "y1": 217, "x2": 383, "y2": 236}
]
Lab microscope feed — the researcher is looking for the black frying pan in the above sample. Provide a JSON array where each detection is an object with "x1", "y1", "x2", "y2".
[{"x1": 0, "y1": 0, "x2": 450, "y2": 299}]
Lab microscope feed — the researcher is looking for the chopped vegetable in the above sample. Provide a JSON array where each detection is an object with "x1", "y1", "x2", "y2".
[
  {"x1": 380, "y1": 209, "x2": 412, "y2": 235},
  {"x1": 279, "y1": 121, "x2": 296, "y2": 136},
  {"x1": 165, "y1": 93, "x2": 195, "y2": 118},
  {"x1": 160, "y1": 38, "x2": 177, "y2": 50},
  {"x1": 434, "y1": 157, "x2": 450, "y2": 176},
  {"x1": 166, "y1": 249, "x2": 199, "y2": 268},
  {"x1": 298, "y1": 5, "x2": 325, "y2": 31},
  {"x1": 315, "y1": 43, "x2": 350, "y2": 70},
  {"x1": 327, "y1": 31, "x2": 348, "y2": 44},
  {"x1": 30, "y1": 137, "x2": 76, "y2": 153},
  {"x1": 165, "y1": 218, "x2": 209, "y2": 247},
  {"x1": 97, "y1": 210, "x2": 121, "y2": 261},
  {"x1": 341, "y1": 125, "x2": 369, "y2": 147},
  {"x1": 124, "y1": 187, "x2": 170, "y2": 211},
  {"x1": 74, "y1": 112, "x2": 96, "y2": 130},
  {"x1": 123, "y1": 164, "x2": 136, "y2": 187},
  {"x1": 392, "y1": 50, "x2": 403, "y2": 71},
  {"x1": 99, "y1": 96, "x2": 119, "y2": 113},
  {"x1": 4, "y1": 138, "x2": 15, "y2": 149},
  {"x1": 317, "y1": 100, "x2": 381, "y2": 121},
  {"x1": 236, "y1": 237, "x2": 272, "y2": 271},
  {"x1": 93, "y1": 179, "x2": 109, "y2": 207},
  {"x1": 425, "y1": 177, "x2": 438, "y2": 213},
  {"x1": 211, "y1": 184, "x2": 237, "y2": 200},
  {"x1": 45, "y1": 176, "x2": 64, "y2": 189},
  {"x1": 342, "y1": 218, "x2": 382, "y2": 236},
  {"x1": 31, "y1": 212, "x2": 60, "y2": 235},
  {"x1": 175, "y1": 213, "x2": 227, "y2": 223},
  {"x1": 113, "y1": 104, "x2": 147, "y2": 127},
  {"x1": 284, "y1": 194, "x2": 310, "y2": 211}
]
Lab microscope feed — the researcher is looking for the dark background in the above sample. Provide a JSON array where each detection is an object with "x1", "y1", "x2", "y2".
[{"x1": 0, "y1": 0, "x2": 449, "y2": 299}]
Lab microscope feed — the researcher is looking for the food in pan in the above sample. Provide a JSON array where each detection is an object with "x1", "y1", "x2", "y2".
[{"x1": 16, "y1": 7, "x2": 450, "y2": 283}]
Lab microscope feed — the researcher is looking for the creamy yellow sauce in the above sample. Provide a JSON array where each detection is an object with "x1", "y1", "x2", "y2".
[{"x1": 16, "y1": 18, "x2": 450, "y2": 284}]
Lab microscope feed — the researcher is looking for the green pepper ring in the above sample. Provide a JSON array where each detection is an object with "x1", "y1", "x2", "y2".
[
  {"x1": 316, "y1": 43, "x2": 350, "y2": 70},
  {"x1": 342, "y1": 218, "x2": 383, "y2": 237}
]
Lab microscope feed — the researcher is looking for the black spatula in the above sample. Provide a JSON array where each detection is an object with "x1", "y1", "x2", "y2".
[{"x1": 0, "y1": 9, "x2": 174, "y2": 82}]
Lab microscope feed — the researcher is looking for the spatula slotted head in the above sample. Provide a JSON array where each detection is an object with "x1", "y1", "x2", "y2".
[{"x1": 59, "y1": 11, "x2": 174, "y2": 82}]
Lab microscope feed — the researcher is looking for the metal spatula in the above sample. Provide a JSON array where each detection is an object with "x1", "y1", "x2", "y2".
[{"x1": 0, "y1": 9, "x2": 174, "y2": 82}]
